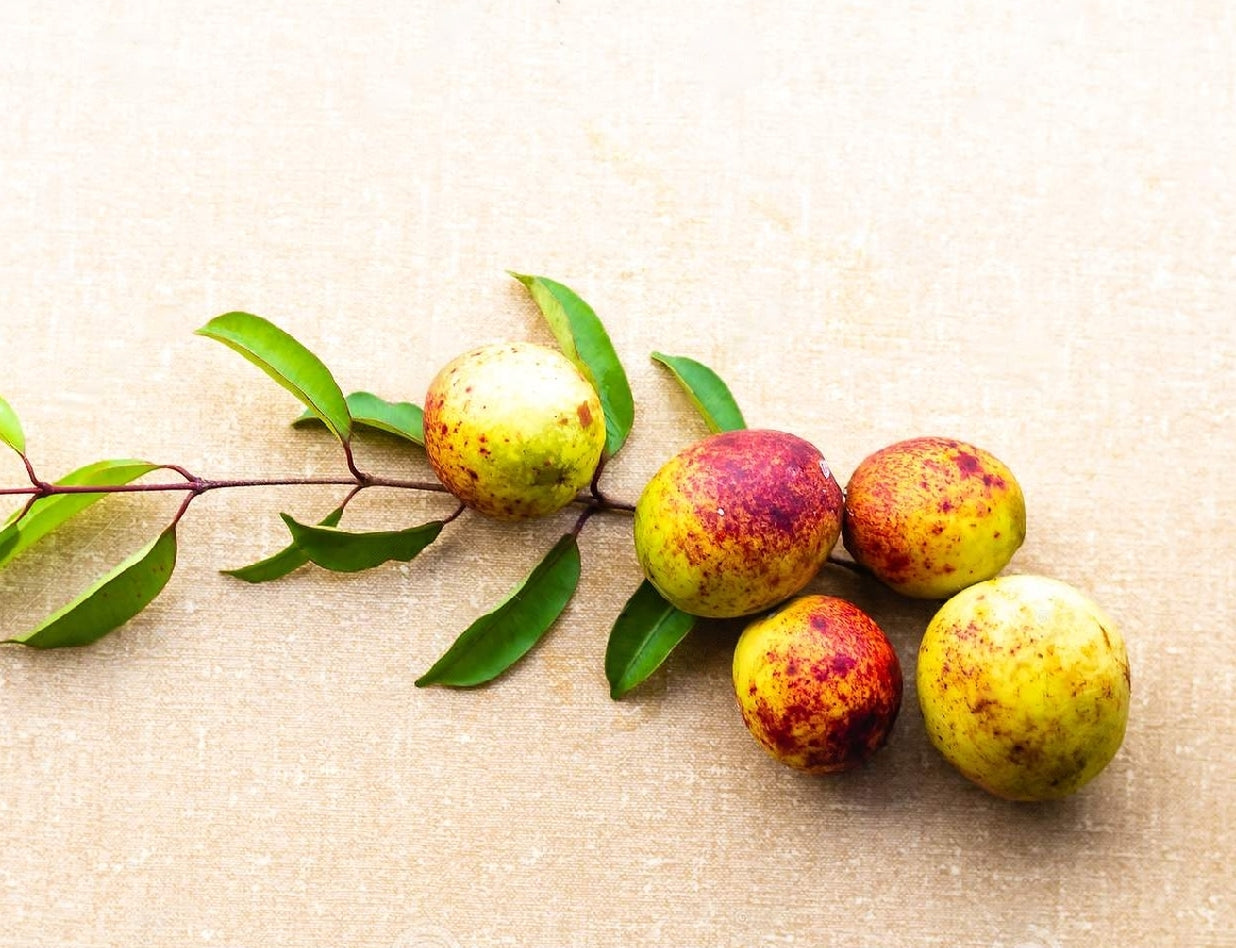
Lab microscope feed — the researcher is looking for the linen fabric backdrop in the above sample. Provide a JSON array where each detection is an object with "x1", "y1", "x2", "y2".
[{"x1": 1, "y1": 3, "x2": 1232, "y2": 946}]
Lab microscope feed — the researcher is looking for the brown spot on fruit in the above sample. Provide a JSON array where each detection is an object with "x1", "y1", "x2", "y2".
[
  {"x1": 576, "y1": 401, "x2": 594, "y2": 427},
  {"x1": 956, "y1": 452, "x2": 981, "y2": 477}
]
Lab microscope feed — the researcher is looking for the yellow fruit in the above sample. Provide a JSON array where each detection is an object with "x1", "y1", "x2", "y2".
[
  {"x1": 843, "y1": 436, "x2": 1026, "y2": 598},
  {"x1": 917, "y1": 575, "x2": 1131, "y2": 801},
  {"x1": 633, "y1": 430, "x2": 844, "y2": 618},
  {"x1": 423, "y1": 342, "x2": 605, "y2": 521},
  {"x1": 733, "y1": 596, "x2": 903, "y2": 773}
]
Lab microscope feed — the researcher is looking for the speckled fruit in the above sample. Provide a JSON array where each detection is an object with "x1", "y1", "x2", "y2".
[
  {"x1": 918, "y1": 575, "x2": 1131, "y2": 801},
  {"x1": 842, "y1": 436, "x2": 1026, "y2": 598},
  {"x1": 633, "y1": 430, "x2": 844, "y2": 618},
  {"x1": 733, "y1": 596, "x2": 903, "y2": 773},
  {"x1": 423, "y1": 342, "x2": 606, "y2": 521}
]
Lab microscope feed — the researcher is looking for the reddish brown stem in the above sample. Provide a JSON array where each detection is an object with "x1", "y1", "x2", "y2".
[
  {"x1": 570, "y1": 505, "x2": 597, "y2": 537},
  {"x1": 1, "y1": 469, "x2": 637, "y2": 525},
  {"x1": 0, "y1": 478, "x2": 354, "y2": 498}
]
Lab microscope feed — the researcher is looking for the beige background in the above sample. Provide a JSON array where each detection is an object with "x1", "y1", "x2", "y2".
[{"x1": 1, "y1": 2, "x2": 1233, "y2": 946}]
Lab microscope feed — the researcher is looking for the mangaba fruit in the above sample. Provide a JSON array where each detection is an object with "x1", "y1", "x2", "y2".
[
  {"x1": 423, "y1": 342, "x2": 606, "y2": 521},
  {"x1": 633, "y1": 429, "x2": 843, "y2": 618},
  {"x1": 917, "y1": 574, "x2": 1130, "y2": 801},
  {"x1": 842, "y1": 436, "x2": 1026, "y2": 598},
  {"x1": 733, "y1": 595, "x2": 903, "y2": 773}
]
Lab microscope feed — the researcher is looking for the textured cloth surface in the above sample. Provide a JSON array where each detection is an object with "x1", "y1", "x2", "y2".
[{"x1": 1, "y1": 3, "x2": 1232, "y2": 946}]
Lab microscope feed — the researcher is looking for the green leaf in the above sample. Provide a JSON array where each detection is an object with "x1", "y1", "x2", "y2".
[
  {"x1": 280, "y1": 514, "x2": 443, "y2": 573},
  {"x1": 293, "y1": 392, "x2": 423, "y2": 446},
  {"x1": 0, "y1": 394, "x2": 25, "y2": 456},
  {"x1": 222, "y1": 505, "x2": 345, "y2": 583},
  {"x1": 0, "y1": 460, "x2": 161, "y2": 568},
  {"x1": 197, "y1": 312, "x2": 352, "y2": 442},
  {"x1": 650, "y1": 352, "x2": 747, "y2": 433},
  {"x1": 4, "y1": 526, "x2": 177, "y2": 649},
  {"x1": 605, "y1": 580, "x2": 697, "y2": 699},
  {"x1": 416, "y1": 533, "x2": 581, "y2": 688},
  {"x1": 509, "y1": 272, "x2": 634, "y2": 458}
]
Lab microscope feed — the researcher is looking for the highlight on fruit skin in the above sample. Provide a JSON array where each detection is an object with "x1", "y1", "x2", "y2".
[
  {"x1": 632, "y1": 429, "x2": 844, "y2": 618},
  {"x1": 917, "y1": 574, "x2": 1131, "y2": 801},
  {"x1": 842, "y1": 436, "x2": 1026, "y2": 599},
  {"x1": 422, "y1": 341, "x2": 606, "y2": 521},
  {"x1": 732, "y1": 595, "x2": 903, "y2": 774}
]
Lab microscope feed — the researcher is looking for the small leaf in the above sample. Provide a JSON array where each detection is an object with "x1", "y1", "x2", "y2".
[
  {"x1": 0, "y1": 460, "x2": 161, "y2": 568},
  {"x1": 650, "y1": 352, "x2": 747, "y2": 433},
  {"x1": 509, "y1": 272, "x2": 634, "y2": 458},
  {"x1": 293, "y1": 392, "x2": 424, "y2": 446},
  {"x1": 222, "y1": 505, "x2": 345, "y2": 583},
  {"x1": 281, "y1": 514, "x2": 442, "y2": 573},
  {"x1": 197, "y1": 312, "x2": 352, "y2": 442},
  {"x1": 0, "y1": 394, "x2": 26, "y2": 456},
  {"x1": 4, "y1": 526, "x2": 177, "y2": 649},
  {"x1": 416, "y1": 533, "x2": 581, "y2": 688},
  {"x1": 605, "y1": 580, "x2": 697, "y2": 699}
]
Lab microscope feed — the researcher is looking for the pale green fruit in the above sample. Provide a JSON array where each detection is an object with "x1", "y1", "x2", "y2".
[
  {"x1": 843, "y1": 436, "x2": 1026, "y2": 598},
  {"x1": 633, "y1": 429, "x2": 844, "y2": 618},
  {"x1": 918, "y1": 575, "x2": 1131, "y2": 801},
  {"x1": 423, "y1": 342, "x2": 606, "y2": 521}
]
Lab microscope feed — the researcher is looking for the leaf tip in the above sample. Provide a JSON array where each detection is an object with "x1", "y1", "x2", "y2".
[
  {"x1": 0, "y1": 393, "x2": 27, "y2": 456},
  {"x1": 193, "y1": 312, "x2": 239, "y2": 336}
]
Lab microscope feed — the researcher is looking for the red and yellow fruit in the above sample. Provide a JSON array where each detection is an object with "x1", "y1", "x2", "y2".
[
  {"x1": 843, "y1": 436, "x2": 1026, "y2": 598},
  {"x1": 633, "y1": 430, "x2": 844, "y2": 618},
  {"x1": 733, "y1": 595, "x2": 903, "y2": 773}
]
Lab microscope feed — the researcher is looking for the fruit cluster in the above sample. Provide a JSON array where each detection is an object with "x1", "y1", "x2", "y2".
[
  {"x1": 422, "y1": 337, "x2": 1131, "y2": 803},
  {"x1": 0, "y1": 274, "x2": 1132, "y2": 803}
]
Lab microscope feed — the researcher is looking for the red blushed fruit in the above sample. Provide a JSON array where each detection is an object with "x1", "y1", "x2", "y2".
[
  {"x1": 633, "y1": 429, "x2": 845, "y2": 618},
  {"x1": 732, "y1": 596, "x2": 903, "y2": 773},
  {"x1": 842, "y1": 436, "x2": 1026, "y2": 599}
]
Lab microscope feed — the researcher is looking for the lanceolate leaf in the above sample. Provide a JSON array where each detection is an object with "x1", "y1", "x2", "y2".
[
  {"x1": 293, "y1": 392, "x2": 424, "y2": 446},
  {"x1": 509, "y1": 273, "x2": 634, "y2": 458},
  {"x1": 4, "y1": 526, "x2": 177, "y2": 649},
  {"x1": 605, "y1": 580, "x2": 697, "y2": 699},
  {"x1": 281, "y1": 514, "x2": 443, "y2": 573},
  {"x1": 0, "y1": 460, "x2": 161, "y2": 568},
  {"x1": 197, "y1": 312, "x2": 353, "y2": 442},
  {"x1": 650, "y1": 352, "x2": 747, "y2": 434},
  {"x1": 416, "y1": 533, "x2": 581, "y2": 688},
  {"x1": 222, "y1": 505, "x2": 345, "y2": 583},
  {"x1": 0, "y1": 394, "x2": 25, "y2": 456}
]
